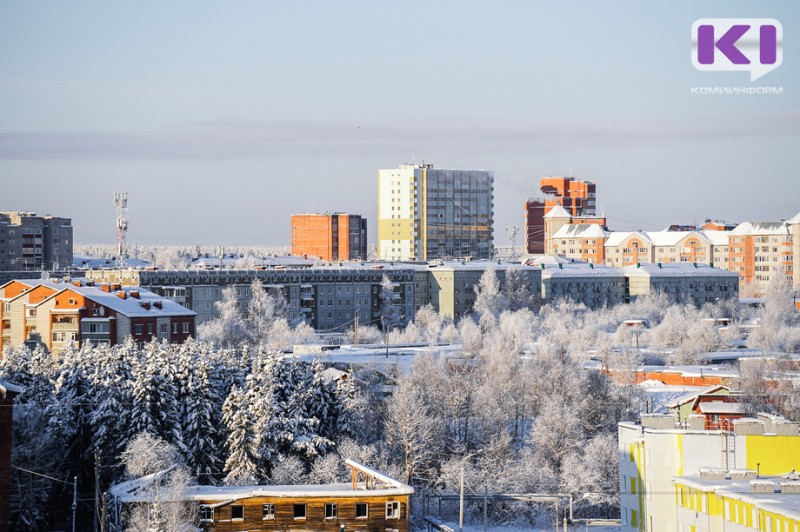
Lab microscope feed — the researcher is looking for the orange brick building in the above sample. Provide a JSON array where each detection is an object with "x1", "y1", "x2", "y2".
[
  {"x1": 0, "y1": 279, "x2": 196, "y2": 358},
  {"x1": 526, "y1": 177, "x2": 597, "y2": 253},
  {"x1": 291, "y1": 213, "x2": 367, "y2": 261}
]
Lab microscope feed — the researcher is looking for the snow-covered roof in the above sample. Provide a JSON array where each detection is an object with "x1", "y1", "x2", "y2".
[
  {"x1": 605, "y1": 231, "x2": 651, "y2": 247},
  {"x1": 646, "y1": 231, "x2": 710, "y2": 246},
  {"x1": 110, "y1": 459, "x2": 412, "y2": 504},
  {"x1": 0, "y1": 379, "x2": 24, "y2": 397},
  {"x1": 622, "y1": 263, "x2": 739, "y2": 277},
  {"x1": 427, "y1": 260, "x2": 539, "y2": 272},
  {"x1": 540, "y1": 261, "x2": 624, "y2": 278},
  {"x1": 543, "y1": 204, "x2": 571, "y2": 219},
  {"x1": 551, "y1": 224, "x2": 608, "y2": 239},
  {"x1": 789, "y1": 212, "x2": 800, "y2": 224},
  {"x1": 731, "y1": 221, "x2": 789, "y2": 235},
  {"x1": 73, "y1": 256, "x2": 151, "y2": 270},
  {"x1": 696, "y1": 402, "x2": 745, "y2": 415},
  {"x1": 29, "y1": 281, "x2": 196, "y2": 318},
  {"x1": 701, "y1": 230, "x2": 731, "y2": 246},
  {"x1": 665, "y1": 385, "x2": 729, "y2": 409},
  {"x1": 674, "y1": 475, "x2": 800, "y2": 520}
]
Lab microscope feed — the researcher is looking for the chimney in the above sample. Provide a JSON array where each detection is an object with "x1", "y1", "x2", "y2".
[
  {"x1": 101, "y1": 284, "x2": 111, "y2": 293},
  {"x1": 111, "y1": 283, "x2": 121, "y2": 291},
  {"x1": 139, "y1": 301, "x2": 151, "y2": 310},
  {"x1": 153, "y1": 301, "x2": 163, "y2": 309},
  {"x1": 72, "y1": 280, "x2": 82, "y2": 287},
  {"x1": 116, "y1": 291, "x2": 127, "y2": 299},
  {"x1": 129, "y1": 290, "x2": 140, "y2": 299}
]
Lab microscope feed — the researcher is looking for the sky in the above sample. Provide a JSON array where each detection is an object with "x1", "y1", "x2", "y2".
[{"x1": 1, "y1": 1, "x2": 798, "y2": 247}]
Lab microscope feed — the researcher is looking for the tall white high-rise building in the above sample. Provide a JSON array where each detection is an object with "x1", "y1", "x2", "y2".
[{"x1": 378, "y1": 163, "x2": 494, "y2": 261}]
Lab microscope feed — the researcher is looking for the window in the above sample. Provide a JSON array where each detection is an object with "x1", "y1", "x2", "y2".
[
  {"x1": 134, "y1": 324, "x2": 143, "y2": 335},
  {"x1": 160, "y1": 323, "x2": 169, "y2": 334},
  {"x1": 231, "y1": 505, "x2": 244, "y2": 520},
  {"x1": 199, "y1": 505, "x2": 213, "y2": 522},
  {"x1": 293, "y1": 503, "x2": 306, "y2": 519},
  {"x1": 183, "y1": 322, "x2": 190, "y2": 334},
  {"x1": 325, "y1": 503, "x2": 337, "y2": 519},
  {"x1": 147, "y1": 324, "x2": 153, "y2": 335},
  {"x1": 386, "y1": 501, "x2": 400, "y2": 519},
  {"x1": 262, "y1": 503, "x2": 275, "y2": 520},
  {"x1": 355, "y1": 503, "x2": 368, "y2": 519}
]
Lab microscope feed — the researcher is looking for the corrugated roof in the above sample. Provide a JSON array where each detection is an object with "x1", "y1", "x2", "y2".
[
  {"x1": 543, "y1": 205, "x2": 571, "y2": 218},
  {"x1": 731, "y1": 221, "x2": 789, "y2": 235}
]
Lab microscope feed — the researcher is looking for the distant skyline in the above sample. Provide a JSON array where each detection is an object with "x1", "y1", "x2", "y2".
[{"x1": 2, "y1": 1, "x2": 798, "y2": 247}]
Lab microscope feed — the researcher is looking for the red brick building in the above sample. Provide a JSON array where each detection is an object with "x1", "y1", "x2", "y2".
[
  {"x1": 526, "y1": 177, "x2": 597, "y2": 253},
  {"x1": 291, "y1": 213, "x2": 367, "y2": 261}
]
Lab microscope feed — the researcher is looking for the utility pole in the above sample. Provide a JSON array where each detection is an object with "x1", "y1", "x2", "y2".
[
  {"x1": 113, "y1": 193, "x2": 128, "y2": 269},
  {"x1": 72, "y1": 475, "x2": 78, "y2": 532},
  {"x1": 354, "y1": 314, "x2": 359, "y2": 347},
  {"x1": 94, "y1": 450, "x2": 100, "y2": 532},
  {"x1": 381, "y1": 316, "x2": 389, "y2": 358}
]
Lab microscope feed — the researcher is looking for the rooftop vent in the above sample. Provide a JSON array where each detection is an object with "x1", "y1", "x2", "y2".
[
  {"x1": 730, "y1": 469, "x2": 758, "y2": 480},
  {"x1": 750, "y1": 480, "x2": 776, "y2": 493},
  {"x1": 116, "y1": 291, "x2": 127, "y2": 300},
  {"x1": 129, "y1": 290, "x2": 140, "y2": 299},
  {"x1": 699, "y1": 467, "x2": 727, "y2": 480}
]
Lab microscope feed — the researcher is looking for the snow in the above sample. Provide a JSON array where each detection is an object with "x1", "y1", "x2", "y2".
[
  {"x1": 543, "y1": 204, "x2": 571, "y2": 218},
  {"x1": 604, "y1": 231, "x2": 650, "y2": 247},
  {"x1": 789, "y1": 212, "x2": 800, "y2": 224},
  {"x1": 551, "y1": 223, "x2": 608, "y2": 239},
  {"x1": 730, "y1": 221, "x2": 790, "y2": 235},
  {"x1": 645, "y1": 231, "x2": 708, "y2": 247},
  {"x1": 622, "y1": 262, "x2": 737, "y2": 277},
  {"x1": 0, "y1": 378, "x2": 24, "y2": 395},
  {"x1": 675, "y1": 475, "x2": 800, "y2": 520}
]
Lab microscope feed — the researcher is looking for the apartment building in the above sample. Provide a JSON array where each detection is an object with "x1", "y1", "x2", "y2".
[
  {"x1": 0, "y1": 278, "x2": 196, "y2": 357},
  {"x1": 729, "y1": 219, "x2": 796, "y2": 297},
  {"x1": 0, "y1": 212, "x2": 72, "y2": 271},
  {"x1": 425, "y1": 260, "x2": 542, "y2": 320},
  {"x1": 545, "y1": 210, "x2": 800, "y2": 299},
  {"x1": 290, "y1": 213, "x2": 367, "y2": 261},
  {"x1": 673, "y1": 472, "x2": 800, "y2": 531},
  {"x1": 378, "y1": 163, "x2": 494, "y2": 261},
  {"x1": 618, "y1": 413, "x2": 800, "y2": 532},
  {"x1": 624, "y1": 263, "x2": 740, "y2": 305},
  {"x1": 87, "y1": 265, "x2": 417, "y2": 332},
  {"x1": 535, "y1": 256, "x2": 627, "y2": 309},
  {"x1": 525, "y1": 176, "x2": 598, "y2": 253}
]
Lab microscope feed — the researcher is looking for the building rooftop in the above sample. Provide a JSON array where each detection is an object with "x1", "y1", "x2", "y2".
[
  {"x1": 605, "y1": 230, "x2": 651, "y2": 247},
  {"x1": 674, "y1": 474, "x2": 800, "y2": 520},
  {"x1": 731, "y1": 221, "x2": 790, "y2": 235},
  {"x1": 622, "y1": 262, "x2": 739, "y2": 277},
  {"x1": 551, "y1": 223, "x2": 608, "y2": 239},
  {"x1": 543, "y1": 204, "x2": 571, "y2": 219}
]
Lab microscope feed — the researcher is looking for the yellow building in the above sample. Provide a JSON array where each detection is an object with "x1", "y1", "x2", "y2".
[
  {"x1": 619, "y1": 413, "x2": 800, "y2": 532},
  {"x1": 674, "y1": 471, "x2": 800, "y2": 532}
]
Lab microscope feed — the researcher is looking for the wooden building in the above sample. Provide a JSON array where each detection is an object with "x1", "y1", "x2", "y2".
[{"x1": 109, "y1": 459, "x2": 413, "y2": 532}]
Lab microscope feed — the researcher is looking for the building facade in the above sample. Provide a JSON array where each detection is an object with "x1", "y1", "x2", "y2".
[
  {"x1": 109, "y1": 459, "x2": 413, "y2": 532},
  {"x1": 525, "y1": 177, "x2": 597, "y2": 254},
  {"x1": 618, "y1": 413, "x2": 800, "y2": 532},
  {"x1": 291, "y1": 213, "x2": 367, "y2": 261},
  {"x1": 378, "y1": 163, "x2": 494, "y2": 261},
  {"x1": 0, "y1": 212, "x2": 72, "y2": 271},
  {"x1": 87, "y1": 266, "x2": 417, "y2": 332},
  {"x1": 0, "y1": 279, "x2": 196, "y2": 357}
]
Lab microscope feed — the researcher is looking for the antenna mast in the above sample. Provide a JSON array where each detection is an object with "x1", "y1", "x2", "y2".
[
  {"x1": 113, "y1": 192, "x2": 129, "y2": 268},
  {"x1": 506, "y1": 226, "x2": 519, "y2": 260}
]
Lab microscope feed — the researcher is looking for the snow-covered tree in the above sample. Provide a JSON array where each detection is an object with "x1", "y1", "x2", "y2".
[
  {"x1": 222, "y1": 384, "x2": 260, "y2": 485},
  {"x1": 199, "y1": 286, "x2": 248, "y2": 347}
]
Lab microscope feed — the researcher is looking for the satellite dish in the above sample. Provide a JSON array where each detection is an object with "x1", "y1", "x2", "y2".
[{"x1": 99, "y1": 307, "x2": 105, "y2": 317}]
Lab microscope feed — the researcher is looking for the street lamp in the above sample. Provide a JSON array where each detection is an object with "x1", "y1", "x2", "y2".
[{"x1": 459, "y1": 449, "x2": 484, "y2": 532}]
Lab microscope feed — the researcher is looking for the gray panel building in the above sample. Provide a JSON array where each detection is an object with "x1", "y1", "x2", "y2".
[{"x1": 0, "y1": 212, "x2": 73, "y2": 271}]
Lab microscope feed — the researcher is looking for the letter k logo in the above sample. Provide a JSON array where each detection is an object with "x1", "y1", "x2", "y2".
[{"x1": 697, "y1": 24, "x2": 750, "y2": 64}]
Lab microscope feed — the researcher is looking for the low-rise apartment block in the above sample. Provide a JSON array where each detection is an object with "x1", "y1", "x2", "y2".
[
  {"x1": 0, "y1": 278, "x2": 196, "y2": 357},
  {"x1": 619, "y1": 413, "x2": 800, "y2": 531}
]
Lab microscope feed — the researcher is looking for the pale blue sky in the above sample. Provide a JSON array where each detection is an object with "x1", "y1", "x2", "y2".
[{"x1": 1, "y1": 1, "x2": 798, "y2": 246}]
